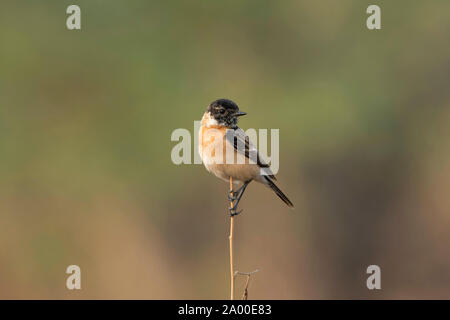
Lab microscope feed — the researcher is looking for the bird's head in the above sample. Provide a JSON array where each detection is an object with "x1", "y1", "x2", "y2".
[{"x1": 204, "y1": 98, "x2": 246, "y2": 128}]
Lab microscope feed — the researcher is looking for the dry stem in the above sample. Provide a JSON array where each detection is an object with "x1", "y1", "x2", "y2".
[
  {"x1": 229, "y1": 177, "x2": 235, "y2": 300},
  {"x1": 234, "y1": 270, "x2": 259, "y2": 300},
  {"x1": 228, "y1": 178, "x2": 258, "y2": 300}
]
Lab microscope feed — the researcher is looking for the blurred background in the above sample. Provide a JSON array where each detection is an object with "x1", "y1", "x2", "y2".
[{"x1": 0, "y1": 0, "x2": 449, "y2": 299}]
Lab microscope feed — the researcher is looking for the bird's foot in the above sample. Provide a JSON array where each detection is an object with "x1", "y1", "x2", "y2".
[
  {"x1": 228, "y1": 191, "x2": 238, "y2": 202},
  {"x1": 228, "y1": 206, "x2": 243, "y2": 217}
]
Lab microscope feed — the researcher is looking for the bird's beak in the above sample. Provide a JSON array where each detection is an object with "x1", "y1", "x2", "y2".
[{"x1": 234, "y1": 111, "x2": 247, "y2": 117}]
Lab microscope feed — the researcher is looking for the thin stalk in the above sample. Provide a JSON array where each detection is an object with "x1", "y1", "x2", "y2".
[{"x1": 229, "y1": 177, "x2": 235, "y2": 300}]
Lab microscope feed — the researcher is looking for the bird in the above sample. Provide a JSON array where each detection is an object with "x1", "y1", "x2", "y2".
[{"x1": 198, "y1": 98, "x2": 293, "y2": 216}]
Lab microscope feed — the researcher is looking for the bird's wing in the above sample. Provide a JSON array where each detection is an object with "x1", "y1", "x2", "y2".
[{"x1": 225, "y1": 127, "x2": 276, "y2": 179}]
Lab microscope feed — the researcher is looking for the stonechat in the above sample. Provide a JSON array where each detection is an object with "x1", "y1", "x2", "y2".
[{"x1": 198, "y1": 98, "x2": 293, "y2": 216}]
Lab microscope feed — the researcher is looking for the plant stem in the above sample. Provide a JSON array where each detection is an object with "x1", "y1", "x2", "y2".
[{"x1": 229, "y1": 177, "x2": 235, "y2": 300}]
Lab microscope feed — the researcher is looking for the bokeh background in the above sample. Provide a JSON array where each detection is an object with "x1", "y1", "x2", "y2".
[{"x1": 1, "y1": 0, "x2": 449, "y2": 299}]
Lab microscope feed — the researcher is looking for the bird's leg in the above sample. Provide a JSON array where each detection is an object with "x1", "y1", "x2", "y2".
[
  {"x1": 228, "y1": 182, "x2": 247, "y2": 201},
  {"x1": 228, "y1": 180, "x2": 251, "y2": 217},
  {"x1": 232, "y1": 181, "x2": 250, "y2": 208}
]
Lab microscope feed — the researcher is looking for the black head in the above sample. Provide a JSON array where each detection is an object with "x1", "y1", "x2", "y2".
[{"x1": 207, "y1": 98, "x2": 246, "y2": 128}]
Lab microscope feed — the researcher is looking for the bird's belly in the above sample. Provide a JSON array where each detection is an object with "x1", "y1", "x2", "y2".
[
  {"x1": 204, "y1": 162, "x2": 259, "y2": 184},
  {"x1": 199, "y1": 124, "x2": 259, "y2": 183}
]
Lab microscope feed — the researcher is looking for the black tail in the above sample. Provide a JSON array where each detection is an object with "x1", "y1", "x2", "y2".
[{"x1": 263, "y1": 176, "x2": 294, "y2": 208}]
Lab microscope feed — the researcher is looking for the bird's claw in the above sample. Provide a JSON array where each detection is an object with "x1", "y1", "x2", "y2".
[
  {"x1": 228, "y1": 207, "x2": 243, "y2": 217},
  {"x1": 228, "y1": 181, "x2": 251, "y2": 217},
  {"x1": 228, "y1": 192, "x2": 238, "y2": 202}
]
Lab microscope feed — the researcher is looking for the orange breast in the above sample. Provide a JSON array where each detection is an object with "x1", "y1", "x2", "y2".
[{"x1": 200, "y1": 125, "x2": 228, "y2": 162}]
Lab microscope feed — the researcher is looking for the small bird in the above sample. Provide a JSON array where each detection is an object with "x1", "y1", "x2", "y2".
[{"x1": 198, "y1": 98, "x2": 293, "y2": 216}]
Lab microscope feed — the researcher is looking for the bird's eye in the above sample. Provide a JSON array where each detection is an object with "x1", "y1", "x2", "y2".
[{"x1": 219, "y1": 108, "x2": 225, "y2": 114}]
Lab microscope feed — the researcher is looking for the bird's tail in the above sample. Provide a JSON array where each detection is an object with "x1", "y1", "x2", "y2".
[{"x1": 263, "y1": 176, "x2": 294, "y2": 208}]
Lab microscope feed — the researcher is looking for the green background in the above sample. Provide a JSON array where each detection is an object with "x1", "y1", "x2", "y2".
[{"x1": 0, "y1": 1, "x2": 449, "y2": 298}]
